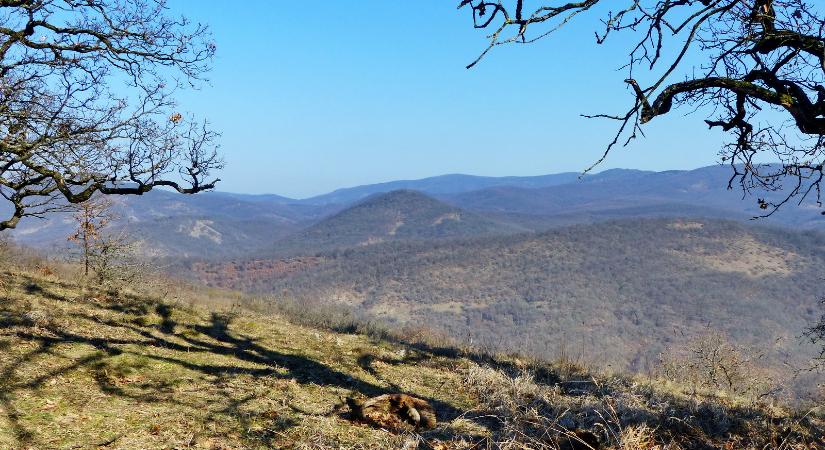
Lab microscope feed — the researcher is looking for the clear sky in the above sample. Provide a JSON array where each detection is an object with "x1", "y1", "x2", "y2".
[{"x1": 170, "y1": 1, "x2": 726, "y2": 198}]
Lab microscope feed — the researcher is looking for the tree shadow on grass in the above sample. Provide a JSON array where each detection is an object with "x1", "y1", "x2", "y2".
[
  {"x1": 0, "y1": 279, "x2": 473, "y2": 447},
  {"x1": 2, "y1": 278, "x2": 821, "y2": 449}
]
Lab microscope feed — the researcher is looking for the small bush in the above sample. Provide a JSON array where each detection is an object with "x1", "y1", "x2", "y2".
[
  {"x1": 804, "y1": 296, "x2": 825, "y2": 371},
  {"x1": 0, "y1": 233, "x2": 9, "y2": 262},
  {"x1": 0, "y1": 239, "x2": 49, "y2": 272},
  {"x1": 659, "y1": 331, "x2": 777, "y2": 401},
  {"x1": 86, "y1": 236, "x2": 148, "y2": 289}
]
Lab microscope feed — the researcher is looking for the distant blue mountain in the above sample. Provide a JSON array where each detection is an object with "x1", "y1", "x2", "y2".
[
  {"x1": 294, "y1": 172, "x2": 585, "y2": 205},
  {"x1": 441, "y1": 165, "x2": 823, "y2": 229}
]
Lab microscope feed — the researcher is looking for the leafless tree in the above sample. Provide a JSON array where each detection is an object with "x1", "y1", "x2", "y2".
[
  {"x1": 459, "y1": 0, "x2": 825, "y2": 215},
  {"x1": 67, "y1": 195, "x2": 147, "y2": 286},
  {"x1": 805, "y1": 297, "x2": 825, "y2": 368},
  {"x1": 0, "y1": 0, "x2": 222, "y2": 230},
  {"x1": 67, "y1": 195, "x2": 115, "y2": 277}
]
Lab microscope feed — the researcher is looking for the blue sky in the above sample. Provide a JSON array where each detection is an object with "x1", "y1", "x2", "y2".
[{"x1": 171, "y1": 1, "x2": 726, "y2": 198}]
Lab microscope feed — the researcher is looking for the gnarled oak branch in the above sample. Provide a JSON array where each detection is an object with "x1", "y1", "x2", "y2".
[{"x1": 460, "y1": 0, "x2": 825, "y2": 216}]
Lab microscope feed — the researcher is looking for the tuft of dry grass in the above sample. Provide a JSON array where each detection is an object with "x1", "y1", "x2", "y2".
[
  {"x1": 461, "y1": 360, "x2": 824, "y2": 450},
  {"x1": 617, "y1": 424, "x2": 658, "y2": 450}
]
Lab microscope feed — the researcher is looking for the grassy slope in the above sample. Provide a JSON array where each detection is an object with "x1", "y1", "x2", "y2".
[
  {"x1": 0, "y1": 269, "x2": 822, "y2": 449},
  {"x1": 0, "y1": 271, "x2": 478, "y2": 449}
]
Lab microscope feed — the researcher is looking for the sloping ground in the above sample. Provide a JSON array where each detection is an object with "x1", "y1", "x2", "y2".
[
  {"x1": 0, "y1": 271, "x2": 475, "y2": 449},
  {"x1": 0, "y1": 270, "x2": 822, "y2": 449},
  {"x1": 199, "y1": 218, "x2": 824, "y2": 399}
]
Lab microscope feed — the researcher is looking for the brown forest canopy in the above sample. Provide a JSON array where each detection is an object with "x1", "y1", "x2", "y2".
[
  {"x1": 0, "y1": 0, "x2": 222, "y2": 230},
  {"x1": 459, "y1": 0, "x2": 825, "y2": 215}
]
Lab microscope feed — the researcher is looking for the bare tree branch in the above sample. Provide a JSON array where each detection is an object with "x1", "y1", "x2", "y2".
[
  {"x1": 0, "y1": 0, "x2": 222, "y2": 230},
  {"x1": 460, "y1": 0, "x2": 825, "y2": 217}
]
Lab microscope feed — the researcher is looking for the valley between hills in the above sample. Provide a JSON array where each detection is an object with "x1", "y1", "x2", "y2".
[
  {"x1": 8, "y1": 166, "x2": 825, "y2": 403},
  {"x1": 4, "y1": 165, "x2": 825, "y2": 448}
]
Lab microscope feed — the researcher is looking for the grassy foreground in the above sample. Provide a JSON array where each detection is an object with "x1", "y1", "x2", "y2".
[{"x1": 0, "y1": 269, "x2": 822, "y2": 449}]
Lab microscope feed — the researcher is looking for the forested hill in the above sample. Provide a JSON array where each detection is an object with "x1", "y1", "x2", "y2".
[
  {"x1": 191, "y1": 218, "x2": 825, "y2": 399},
  {"x1": 266, "y1": 189, "x2": 523, "y2": 256}
]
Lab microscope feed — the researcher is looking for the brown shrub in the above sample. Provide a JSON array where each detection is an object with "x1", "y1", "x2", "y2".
[{"x1": 659, "y1": 331, "x2": 778, "y2": 401}]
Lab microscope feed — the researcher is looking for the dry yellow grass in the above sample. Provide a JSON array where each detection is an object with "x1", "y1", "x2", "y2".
[
  {"x1": 617, "y1": 424, "x2": 658, "y2": 450},
  {"x1": 0, "y1": 270, "x2": 479, "y2": 449},
  {"x1": 0, "y1": 268, "x2": 822, "y2": 449},
  {"x1": 670, "y1": 235, "x2": 800, "y2": 277}
]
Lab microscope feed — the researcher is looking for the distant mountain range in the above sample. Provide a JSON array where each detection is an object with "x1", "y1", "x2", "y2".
[
  {"x1": 6, "y1": 164, "x2": 823, "y2": 259},
  {"x1": 440, "y1": 166, "x2": 764, "y2": 228},
  {"x1": 6, "y1": 190, "x2": 337, "y2": 259},
  {"x1": 295, "y1": 172, "x2": 586, "y2": 205}
]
